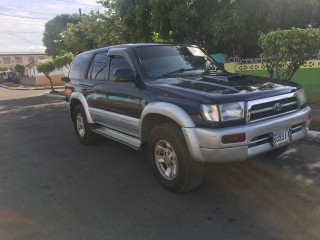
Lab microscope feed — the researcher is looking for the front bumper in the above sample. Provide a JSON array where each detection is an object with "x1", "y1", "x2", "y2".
[{"x1": 182, "y1": 106, "x2": 311, "y2": 163}]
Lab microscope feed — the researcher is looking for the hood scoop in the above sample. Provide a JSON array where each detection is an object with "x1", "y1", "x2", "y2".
[
  {"x1": 227, "y1": 75, "x2": 248, "y2": 81},
  {"x1": 203, "y1": 74, "x2": 248, "y2": 82}
]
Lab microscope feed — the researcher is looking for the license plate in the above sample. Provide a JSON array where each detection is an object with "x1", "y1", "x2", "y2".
[{"x1": 272, "y1": 128, "x2": 292, "y2": 148}]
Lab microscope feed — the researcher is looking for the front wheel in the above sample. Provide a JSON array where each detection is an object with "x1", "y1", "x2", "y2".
[
  {"x1": 73, "y1": 105, "x2": 97, "y2": 145},
  {"x1": 148, "y1": 123, "x2": 204, "y2": 193}
]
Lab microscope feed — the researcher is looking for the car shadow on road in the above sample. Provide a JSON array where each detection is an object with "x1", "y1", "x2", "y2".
[{"x1": 201, "y1": 144, "x2": 320, "y2": 240}]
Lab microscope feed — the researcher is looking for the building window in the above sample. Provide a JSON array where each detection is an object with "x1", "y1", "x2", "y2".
[
  {"x1": 28, "y1": 57, "x2": 35, "y2": 63},
  {"x1": 15, "y1": 57, "x2": 22, "y2": 64},
  {"x1": 3, "y1": 57, "x2": 11, "y2": 64},
  {"x1": 38, "y1": 56, "x2": 46, "y2": 60}
]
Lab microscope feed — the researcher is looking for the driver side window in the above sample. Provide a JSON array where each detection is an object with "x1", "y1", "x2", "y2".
[{"x1": 109, "y1": 56, "x2": 132, "y2": 82}]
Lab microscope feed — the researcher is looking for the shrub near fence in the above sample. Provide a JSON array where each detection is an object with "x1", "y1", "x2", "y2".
[{"x1": 225, "y1": 60, "x2": 320, "y2": 103}]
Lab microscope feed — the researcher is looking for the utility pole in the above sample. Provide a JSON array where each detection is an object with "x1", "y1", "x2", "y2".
[{"x1": 79, "y1": 8, "x2": 82, "y2": 17}]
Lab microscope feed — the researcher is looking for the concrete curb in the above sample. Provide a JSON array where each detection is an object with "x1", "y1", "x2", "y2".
[
  {"x1": 0, "y1": 84, "x2": 64, "y2": 91},
  {"x1": 305, "y1": 131, "x2": 320, "y2": 143},
  {"x1": 43, "y1": 93, "x2": 66, "y2": 100},
  {"x1": 0, "y1": 84, "x2": 9, "y2": 89}
]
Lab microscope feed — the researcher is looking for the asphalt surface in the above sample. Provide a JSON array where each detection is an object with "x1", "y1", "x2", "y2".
[{"x1": 0, "y1": 87, "x2": 320, "y2": 240}]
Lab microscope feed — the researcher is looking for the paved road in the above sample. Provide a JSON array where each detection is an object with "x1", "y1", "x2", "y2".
[{"x1": 1, "y1": 87, "x2": 320, "y2": 240}]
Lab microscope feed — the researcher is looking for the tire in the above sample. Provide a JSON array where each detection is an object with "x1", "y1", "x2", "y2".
[
  {"x1": 262, "y1": 145, "x2": 289, "y2": 158},
  {"x1": 73, "y1": 105, "x2": 97, "y2": 145},
  {"x1": 148, "y1": 122, "x2": 204, "y2": 193}
]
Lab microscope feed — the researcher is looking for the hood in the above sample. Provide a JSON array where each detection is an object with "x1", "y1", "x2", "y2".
[{"x1": 145, "y1": 73, "x2": 300, "y2": 104}]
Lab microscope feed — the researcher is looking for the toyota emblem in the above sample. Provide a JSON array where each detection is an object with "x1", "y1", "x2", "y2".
[{"x1": 273, "y1": 103, "x2": 282, "y2": 112}]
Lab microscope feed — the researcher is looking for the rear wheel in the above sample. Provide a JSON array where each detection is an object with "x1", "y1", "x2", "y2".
[
  {"x1": 148, "y1": 123, "x2": 204, "y2": 193},
  {"x1": 73, "y1": 105, "x2": 97, "y2": 145}
]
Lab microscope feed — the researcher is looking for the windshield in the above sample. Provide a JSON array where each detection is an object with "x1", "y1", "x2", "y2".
[{"x1": 136, "y1": 45, "x2": 223, "y2": 79}]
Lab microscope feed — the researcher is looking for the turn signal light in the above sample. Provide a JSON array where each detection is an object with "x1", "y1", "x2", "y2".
[
  {"x1": 222, "y1": 133, "x2": 246, "y2": 144},
  {"x1": 65, "y1": 88, "x2": 73, "y2": 96}
]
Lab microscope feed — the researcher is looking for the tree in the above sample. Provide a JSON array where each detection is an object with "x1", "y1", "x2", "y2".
[
  {"x1": 54, "y1": 52, "x2": 74, "y2": 70},
  {"x1": 14, "y1": 64, "x2": 25, "y2": 76},
  {"x1": 36, "y1": 60, "x2": 57, "y2": 93},
  {"x1": 97, "y1": 0, "x2": 317, "y2": 57},
  {"x1": 63, "y1": 11, "x2": 125, "y2": 54},
  {"x1": 310, "y1": 0, "x2": 320, "y2": 27},
  {"x1": 43, "y1": 14, "x2": 81, "y2": 57},
  {"x1": 259, "y1": 28, "x2": 320, "y2": 80},
  {"x1": 45, "y1": 0, "x2": 318, "y2": 58},
  {"x1": 99, "y1": 0, "x2": 247, "y2": 53}
]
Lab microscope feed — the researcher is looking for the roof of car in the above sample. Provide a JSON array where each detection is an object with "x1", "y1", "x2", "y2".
[{"x1": 76, "y1": 43, "x2": 189, "y2": 56}]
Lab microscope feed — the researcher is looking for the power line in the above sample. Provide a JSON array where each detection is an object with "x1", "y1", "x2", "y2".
[
  {"x1": 10, "y1": 0, "x2": 103, "y2": 8},
  {"x1": 0, "y1": 13, "x2": 50, "y2": 21},
  {"x1": 0, "y1": 30, "x2": 43, "y2": 34},
  {"x1": 55, "y1": 0, "x2": 101, "y2": 7},
  {"x1": 0, "y1": 19, "x2": 45, "y2": 25},
  {"x1": 0, "y1": 7, "x2": 57, "y2": 16},
  {"x1": 0, "y1": 32, "x2": 41, "y2": 45},
  {"x1": 0, "y1": 17, "x2": 46, "y2": 23}
]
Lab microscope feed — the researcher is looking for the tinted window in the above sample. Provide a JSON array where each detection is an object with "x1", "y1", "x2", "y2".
[
  {"x1": 69, "y1": 53, "x2": 91, "y2": 79},
  {"x1": 89, "y1": 52, "x2": 110, "y2": 81},
  {"x1": 109, "y1": 56, "x2": 132, "y2": 81},
  {"x1": 136, "y1": 45, "x2": 221, "y2": 78}
]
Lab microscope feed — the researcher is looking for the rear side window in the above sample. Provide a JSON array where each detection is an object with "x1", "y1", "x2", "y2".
[
  {"x1": 88, "y1": 52, "x2": 110, "y2": 81},
  {"x1": 69, "y1": 53, "x2": 91, "y2": 79}
]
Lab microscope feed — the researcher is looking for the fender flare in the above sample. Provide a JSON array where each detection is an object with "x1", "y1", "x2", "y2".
[
  {"x1": 139, "y1": 102, "x2": 195, "y2": 138},
  {"x1": 140, "y1": 102, "x2": 204, "y2": 162},
  {"x1": 70, "y1": 92, "x2": 94, "y2": 123}
]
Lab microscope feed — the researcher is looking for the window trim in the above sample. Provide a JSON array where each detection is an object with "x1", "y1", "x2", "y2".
[{"x1": 88, "y1": 51, "x2": 110, "y2": 82}]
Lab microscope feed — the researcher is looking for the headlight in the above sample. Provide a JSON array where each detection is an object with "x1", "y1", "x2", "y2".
[
  {"x1": 201, "y1": 105, "x2": 219, "y2": 122},
  {"x1": 220, "y1": 102, "x2": 245, "y2": 121},
  {"x1": 201, "y1": 102, "x2": 245, "y2": 123},
  {"x1": 296, "y1": 89, "x2": 307, "y2": 107}
]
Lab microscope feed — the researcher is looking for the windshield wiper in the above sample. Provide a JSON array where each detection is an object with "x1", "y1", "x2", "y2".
[{"x1": 161, "y1": 68, "x2": 198, "y2": 78}]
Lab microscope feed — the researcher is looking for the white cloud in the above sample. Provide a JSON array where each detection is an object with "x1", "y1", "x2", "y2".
[{"x1": 0, "y1": 0, "x2": 103, "y2": 53}]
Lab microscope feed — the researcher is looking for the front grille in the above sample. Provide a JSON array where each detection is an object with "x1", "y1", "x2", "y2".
[{"x1": 248, "y1": 96, "x2": 299, "y2": 123}]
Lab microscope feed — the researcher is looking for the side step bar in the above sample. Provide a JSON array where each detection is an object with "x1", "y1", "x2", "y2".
[{"x1": 92, "y1": 126, "x2": 141, "y2": 150}]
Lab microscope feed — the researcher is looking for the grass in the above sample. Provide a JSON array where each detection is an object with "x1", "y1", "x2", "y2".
[{"x1": 236, "y1": 68, "x2": 320, "y2": 103}]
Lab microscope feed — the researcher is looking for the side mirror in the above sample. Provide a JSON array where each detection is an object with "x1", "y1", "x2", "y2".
[
  {"x1": 61, "y1": 76, "x2": 71, "y2": 82},
  {"x1": 114, "y1": 69, "x2": 134, "y2": 82}
]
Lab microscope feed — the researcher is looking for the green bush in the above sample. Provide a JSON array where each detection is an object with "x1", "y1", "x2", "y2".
[{"x1": 259, "y1": 28, "x2": 320, "y2": 80}]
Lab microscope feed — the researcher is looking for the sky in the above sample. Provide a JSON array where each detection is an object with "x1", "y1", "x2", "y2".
[{"x1": 0, "y1": 0, "x2": 104, "y2": 53}]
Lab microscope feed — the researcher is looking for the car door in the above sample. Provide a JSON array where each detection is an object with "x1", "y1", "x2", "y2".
[
  {"x1": 85, "y1": 51, "x2": 110, "y2": 111},
  {"x1": 87, "y1": 51, "x2": 142, "y2": 138}
]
